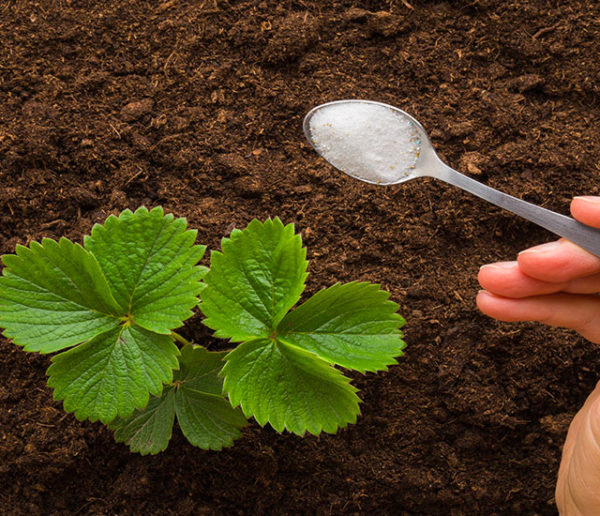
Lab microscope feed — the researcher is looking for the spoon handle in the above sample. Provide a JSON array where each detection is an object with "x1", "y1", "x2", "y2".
[{"x1": 436, "y1": 164, "x2": 600, "y2": 258}]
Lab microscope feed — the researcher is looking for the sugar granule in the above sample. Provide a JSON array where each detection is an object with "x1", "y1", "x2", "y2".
[{"x1": 309, "y1": 103, "x2": 421, "y2": 184}]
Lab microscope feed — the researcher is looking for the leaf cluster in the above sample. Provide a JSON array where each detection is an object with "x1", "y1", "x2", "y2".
[{"x1": 0, "y1": 207, "x2": 405, "y2": 454}]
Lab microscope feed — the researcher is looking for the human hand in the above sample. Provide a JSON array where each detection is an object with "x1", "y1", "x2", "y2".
[{"x1": 476, "y1": 196, "x2": 600, "y2": 515}]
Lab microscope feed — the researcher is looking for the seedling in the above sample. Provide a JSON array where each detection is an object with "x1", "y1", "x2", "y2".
[{"x1": 0, "y1": 207, "x2": 406, "y2": 455}]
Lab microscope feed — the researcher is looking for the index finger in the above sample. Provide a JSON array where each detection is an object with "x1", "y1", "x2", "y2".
[
  {"x1": 571, "y1": 197, "x2": 600, "y2": 228},
  {"x1": 517, "y1": 239, "x2": 600, "y2": 283}
]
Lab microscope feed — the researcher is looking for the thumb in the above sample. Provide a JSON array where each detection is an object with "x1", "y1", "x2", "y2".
[
  {"x1": 556, "y1": 382, "x2": 600, "y2": 515},
  {"x1": 570, "y1": 197, "x2": 600, "y2": 229}
]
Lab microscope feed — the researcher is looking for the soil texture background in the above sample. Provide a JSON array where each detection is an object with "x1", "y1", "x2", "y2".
[{"x1": 1, "y1": 0, "x2": 600, "y2": 514}]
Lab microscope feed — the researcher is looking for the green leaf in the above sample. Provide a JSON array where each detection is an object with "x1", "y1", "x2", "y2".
[
  {"x1": 222, "y1": 338, "x2": 360, "y2": 435},
  {"x1": 84, "y1": 206, "x2": 206, "y2": 334},
  {"x1": 175, "y1": 388, "x2": 247, "y2": 450},
  {"x1": 200, "y1": 218, "x2": 308, "y2": 342},
  {"x1": 110, "y1": 388, "x2": 176, "y2": 455},
  {"x1": 0, "y1": 238, "x2": 121, "y2": 353},
  {"x1": 175, "y1": 346, "x2": 246, "y2": 450},
  {"x1": 47, "y1": 325, "x2": 180, "y2": 423},
  {"x1": 278, "y1": 282, "x2": 406, "y2": 373},
  {"x1": 176, "y1": 343, "x2": 228, "y2": 395},
  {"x1": 109, "y1": 345, "x2": 246, "y2": 453}
]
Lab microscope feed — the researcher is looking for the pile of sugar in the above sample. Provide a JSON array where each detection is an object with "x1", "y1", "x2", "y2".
[{"x1": 309, "y1": 102, "x2": 421, "y2": 184}]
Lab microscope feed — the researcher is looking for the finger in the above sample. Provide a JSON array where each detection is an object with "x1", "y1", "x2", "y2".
[
  {"x1": 571, "y1": 196, "x2": 600, "y2": 229},
  {"x1": 558, "y1": 381, "x2": 600, "y2": 495},
  {"x1": 479, "y1": 262, "x2": 567, "y2": 297},
  {"x1": 517, "y1": 239, "x2": 600, "y2": 283},
  {"x1": 556, "y1": 382, "x2": 600, "y2": 515},
  {"x1": 478, "y1": 261, "x2": 600, "y2": 297},
  {"x1": 476, "y1": 291, "x2": 600, "y2": 344}
]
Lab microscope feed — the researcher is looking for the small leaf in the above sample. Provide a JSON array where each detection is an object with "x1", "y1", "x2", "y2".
[
  {"x1": 84, "y1": 206, "x2": 206, "y2": 334},
  {"x1": 278, "y1": 282, "x2": 406, "y2": 373},
  {"x1": 110, "y1": 388, "x2": 176, "y2": 455},
  {"x1": 222, "y1": 338, "x2": 360, "y2": 435},
  {"x1": 0, "y1": 238, "x2": 121, "y2": 353},
  {"x1": 175, "y1": 388, "x2": 247, "y2": 450},
  {"x1": 201, "y1": 218, "x2": 308, "y2": 341},
  {"x1": 175, "y1": 346, "x2": 246, "y2": 450},
  {"x1": 176, "y1": 344, "x2": 225, "y2": 394},
  {"x1": 48, "y1": 324, "x2": 180, "y2": 423},
  {"x1": 109, "y1": 345, "x2": 246, "y2": 453}
]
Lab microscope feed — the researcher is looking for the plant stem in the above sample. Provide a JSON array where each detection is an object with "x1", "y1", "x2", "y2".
[{"x1": 171, "y1": 331, "x2": 193, "y2": 347}]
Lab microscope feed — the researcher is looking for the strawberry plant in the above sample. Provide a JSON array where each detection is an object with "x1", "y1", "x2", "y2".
[{"x1": 0, "y1": 207, "x2": 405, "y2": 455}]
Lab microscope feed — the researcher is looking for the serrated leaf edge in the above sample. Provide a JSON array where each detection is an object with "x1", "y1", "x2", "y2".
[{"x1": 220, "y1": 338, "x2": 361, "y2": 436}]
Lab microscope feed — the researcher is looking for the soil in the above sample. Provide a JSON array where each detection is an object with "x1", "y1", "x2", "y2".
[{"x1": 1, "y1": 0, "x2": 600, "y2": 514}]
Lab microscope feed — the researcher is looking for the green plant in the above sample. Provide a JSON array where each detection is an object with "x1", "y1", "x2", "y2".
[{"x1": 0, "y1": 207, "x2": 405, "y2": 455}]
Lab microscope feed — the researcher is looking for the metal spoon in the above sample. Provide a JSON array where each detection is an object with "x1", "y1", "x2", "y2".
[{"x1": 303, "y1": 99, "x2": 600, "y2": 258}]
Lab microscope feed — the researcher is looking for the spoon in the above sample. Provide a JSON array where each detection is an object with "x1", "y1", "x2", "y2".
[{"x1": 303, "y1": 99, "x2": 600, "y2": 258}]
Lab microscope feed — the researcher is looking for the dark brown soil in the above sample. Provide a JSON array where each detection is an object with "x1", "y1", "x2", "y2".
[{"x1": 2, "y1": 0, "x2": 600, "y2": 514}]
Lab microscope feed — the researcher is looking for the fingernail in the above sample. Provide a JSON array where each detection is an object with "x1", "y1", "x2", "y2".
[
  {"x1": 573, "y1": 196, "x2": 600, "y2": 205},
  {"x1": 479, "y1": 261, "x2": 518, "y2": 270},
  {"x1": 518, "y1": 240, "x2": 562, "y2": 255},
  {"x1": 477, "y1": 290, "x2": 494, "y2": 298}
]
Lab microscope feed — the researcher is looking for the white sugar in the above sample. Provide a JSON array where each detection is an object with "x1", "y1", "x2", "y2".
[{"x1": 309, "y1": 102, "x2": 421, "y2": 184}]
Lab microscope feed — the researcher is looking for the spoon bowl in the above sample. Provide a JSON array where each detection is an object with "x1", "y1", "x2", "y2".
[
  {"x1": 303, "y1": 99, "x2": 600, "y2": 258},
  {"x1": 304, "y1": 99, "x2": 432, "y2": 185}
]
